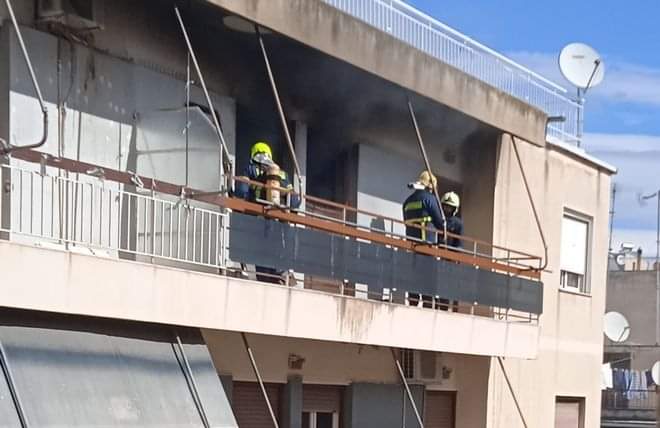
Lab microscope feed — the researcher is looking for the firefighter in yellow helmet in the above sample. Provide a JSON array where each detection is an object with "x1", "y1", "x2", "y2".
[
  {"x1": 234, "y1": 141, "x2": 300, "y2": 208},
  {"x1": 403, "y1": 173, "x2": 463, "y2": 308},
  {"x1": 403, "y1": 171, "x2": 443, "y2": 244}
]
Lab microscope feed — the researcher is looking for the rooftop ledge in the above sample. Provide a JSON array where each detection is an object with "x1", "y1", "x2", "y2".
[{"x1": 0, "y1": 239, "x2": 540, "y2": 359}]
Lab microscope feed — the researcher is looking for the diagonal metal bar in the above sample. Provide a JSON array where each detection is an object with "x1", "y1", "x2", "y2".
[
  {"x1": 255, "y1": 25, "x2": 304, "y2": 195},
  {"x1": 391, "y1": 348, "x2": 424, "y2": 428},
  {"x1": 174, "y1": 7, "x2": 233, "y2": 178},
  {"x1": 242, "y1": 333, "x2": 280, "y2": 428},
  {"x1": 407, "y1": 100, "x2": 447, "y2": 245}
]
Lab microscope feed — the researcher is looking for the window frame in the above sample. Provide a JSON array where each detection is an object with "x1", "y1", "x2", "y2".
[
  {"x1": 302, "y1": 411, "x2": 339, "y2": 428},
  {"x1": 559, "y1": 210, "x2": 593, "y2": 295},
  {"x1": 554, "y1": 396, "x2": 585, "y2": 428}
]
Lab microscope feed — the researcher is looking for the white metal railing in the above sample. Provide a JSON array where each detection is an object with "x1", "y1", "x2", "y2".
[
  {"x1": 0, "y1": 163, "x2": 228, "y2": 270},
  {"x1": 321, "y1": 0, "x2": 582, "y2": 144}
]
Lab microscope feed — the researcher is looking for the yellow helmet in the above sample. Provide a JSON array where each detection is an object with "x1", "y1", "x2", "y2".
[
  {"x1": 441, "y1": 191, "x2": 460, "y2": 209},
  {"x1": 251, "y1": 141, "x2": 273, "y2": 160},
  {"x1": 417, "y1": 170, "x2": 437, "y2": 189}
]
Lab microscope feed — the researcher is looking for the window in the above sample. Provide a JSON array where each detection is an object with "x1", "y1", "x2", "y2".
[
  {"x1": 560, "y1": 213, "x2": 591, "y2": 293},
  {"x1": 555, "y1": 397, "x2": 584, "y2": 428},
  {"x1": 302, "y1": 412, "x2": 338, "y2": 428}
]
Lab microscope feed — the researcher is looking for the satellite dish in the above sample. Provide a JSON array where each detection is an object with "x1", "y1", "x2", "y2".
[
  {"x1": 604, "y1": 312, "x2": 630, "y2": 342},
  {"x1": 223, "y1": 15, "x2": 271, "y2": 35},
  {"x1": 559, "y1": 43, "x2": 605, "y2": 90},
  {"x1": 652, "y1": 362, "x2": 660, "y2": 385},
  {"x1": 615, "y1": 253, "x2": 626, "y2": 267}
]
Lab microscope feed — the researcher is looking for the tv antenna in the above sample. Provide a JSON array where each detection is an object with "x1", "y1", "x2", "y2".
[
  {"x1": 559, "y1": 43, "x2": 605, "y2": 145},
  {"x1": 603, "y1": 311, "x2": 631, "y2": 343}
]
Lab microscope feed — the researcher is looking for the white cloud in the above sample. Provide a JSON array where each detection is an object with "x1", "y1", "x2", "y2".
[
  {"x1": 575, "y1": 133, "x2": 660, "y2": 247},
  {"x1": 582, "y1": 133, "x2": 660, "y2": 153},
  {"x1": 508, "y1": 51, "x2": 660, "y2": 106},
  {"x1": 598, "y1": 63, "x2": 660, "y2": 106}
]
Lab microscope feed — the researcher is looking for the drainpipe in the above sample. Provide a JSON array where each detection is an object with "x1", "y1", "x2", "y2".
[{"x1": 0, "y1": 0, "x2": 48, "y2": 155}]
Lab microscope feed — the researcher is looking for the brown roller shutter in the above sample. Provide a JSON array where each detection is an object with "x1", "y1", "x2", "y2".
[
  {"x1": 555, "y1": 400, "x2": 581, "y2": 428},
  {"x1": 424, "y1": 391, "x2": 455, "y2": 428},
  {"x1": 303, "y1": 384, "x2": 344, "y2": 412},
  {"x1": 233, "y1": 382, "x2": 282, "y2": 428}
]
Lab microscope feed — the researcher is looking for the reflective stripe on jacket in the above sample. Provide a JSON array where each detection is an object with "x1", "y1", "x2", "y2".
[{"x1": 402, "y1": 189, "x2": 444, "y2": 243}]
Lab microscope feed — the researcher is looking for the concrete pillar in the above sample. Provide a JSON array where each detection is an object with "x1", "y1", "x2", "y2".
[
  {"x1": 281, "y1": 375, "x2": 303, "y2": 428},
  {"x1": 0, "y1": 26, "x2": 11, "y2": 240},
  {"x1": 292, "y1": 121, "x2": 307, "y2": 288},
  {"x1": 294, "y1": 121, "x2": 307, "y2": 205}
]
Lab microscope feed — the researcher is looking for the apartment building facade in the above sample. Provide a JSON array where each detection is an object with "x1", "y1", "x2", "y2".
[
  {"x1": 0, "y1": 0, "x2": 614, "y2": 427},
  {"x1": 602, "y1": 258, "x2": 660, "y2": 426}
]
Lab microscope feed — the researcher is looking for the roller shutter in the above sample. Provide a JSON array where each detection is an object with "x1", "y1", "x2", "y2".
[
  {"x1": 555, "y1": 400, "x2": 581, "y2": 428},
  {"x1": 233, "y1": 381, "x2": 282, "y2": 428},
  {"x1": 424, "y1": 391, "x2": 455, "y2": 428},
  {"x1": 303, "y1": 384, "x2": 343, "y2": 412}
]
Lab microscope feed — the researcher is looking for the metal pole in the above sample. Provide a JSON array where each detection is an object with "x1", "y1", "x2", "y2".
[
  {"x1": 173, "y1": 334, "x2": 211, "y2": 428},
  {"x1": 174, "y1": 7, "x2": 232, "y2": 178},
  {"x1": 255, "y1": 26, "x2": 304, "y2": 196},
  {"x1": 608, "y1": 183, "x2": 616, "y2": 252},
  {"x1": 391, "y1": 349, "x2": 424, "y2": 428},
  {"x1": 656, "y1": 191, "x2": 659, "y2": 345},
  {"x1": 1, "y1": 0, "x2": 48, "y2": 155},
  {"x1": 642, "y1": 191, "x2": 660, "y2": 344},
  {"x1": 185, "y1": 53, "x2": 191, "y2": 188},
  {"x1": 0, "y1": 339, "x2": 29, "y2": 427},
  {"x1": 496, "y1": 357, "x2": 528, "y2": 428},
  {"x1": 510, "y1": 134, "x2": 548, "y2": 271},
  {"x1": 576, "y1": 88, "x2": 583, "y2": 147},
  {"x1": 406, "y1": 100, "x2": 447, "y2": 245},
  {"x1": 576, "y1": 59, "x2": 600, "y2": 148},
  {"x1": 241, "y1": 333, "x2": 280, "y2": 428}
]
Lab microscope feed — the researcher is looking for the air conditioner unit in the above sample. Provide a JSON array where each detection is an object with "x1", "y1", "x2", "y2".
[
  {"x1": 37, "y1": 0, "x2": 104, "y2": 31},
  {"x1": 401, "y1": 349, "x2": 443, "y2": 383}
]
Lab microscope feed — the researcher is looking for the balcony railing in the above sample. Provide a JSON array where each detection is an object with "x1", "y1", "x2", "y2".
[
  {"x1": 1, "y1": 150, "x2": 543, "y2": 321},
  {"x1": 602, "y1": 389, "x2": 658, "y2": 411},
  {"x1": 1, "y1": 163, "x2": 229, "y2": 270},
  {"x1": 321, "y1": 0, "x2": 581, "y2": 144}
]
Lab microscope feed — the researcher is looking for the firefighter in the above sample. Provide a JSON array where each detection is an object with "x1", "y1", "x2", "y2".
[
  {"x1": 403, "y1": 171, "x2": 444, "y2": 244},
  {"x1": 440, "y1": 191, "x2": 463, "y2": 249},
  {"x1": 234, "y1": 141, "x2": 300, "y2": 208},
  {"x1": 402, "y1": 171, "x2": 444, "y2": 308},
  {"x1": 234, "y1": 141, "x2": 299, "y2": 285}
]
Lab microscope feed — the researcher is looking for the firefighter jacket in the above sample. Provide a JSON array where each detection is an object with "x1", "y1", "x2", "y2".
[{"x1": 403, "y1": 189, "x2": 463, "y2": 248}]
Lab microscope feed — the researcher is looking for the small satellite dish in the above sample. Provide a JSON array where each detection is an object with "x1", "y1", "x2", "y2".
[
  {"x1": 652, "y1": 361, "x2": 660, "y2": 385},
  {"x1": 604, "y1": 312, "x2": 631, "y2": 342},
  {"x1": 559, "y1": 43, "x2": 605, "y2": 90},
  {"x1": 615, "y1": 253, "x2": 626, "y2": 267},
  {"x1": 223, "y1": 15, "x2": 271, "y2": 35}
]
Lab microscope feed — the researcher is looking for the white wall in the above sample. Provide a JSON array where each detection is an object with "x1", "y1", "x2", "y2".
[
  {"x1": 0, "y1": 239, "x2": 540, "y2": 359},
  {"x1": 487, "y1": 135, "x2": 612, "y2": 428}
]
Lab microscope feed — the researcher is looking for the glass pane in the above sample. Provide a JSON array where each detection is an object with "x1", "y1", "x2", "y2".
[{"x1": 317, "y1": 412, "x2": 334, "y2": 428}]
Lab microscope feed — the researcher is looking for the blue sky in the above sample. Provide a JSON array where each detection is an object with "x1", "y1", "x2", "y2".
[{"x1": 409, "y1": 0, "x2": 660, "y2": 257}]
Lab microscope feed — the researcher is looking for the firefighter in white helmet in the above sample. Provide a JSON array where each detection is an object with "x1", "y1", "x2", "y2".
[{"x1": 440, "y1": 191, "x2": 463, "y2": 249}]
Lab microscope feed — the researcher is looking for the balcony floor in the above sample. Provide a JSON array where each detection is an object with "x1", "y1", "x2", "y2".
[{"x1": 0, "y1": 240, "x2": 539, "y2": 359}]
